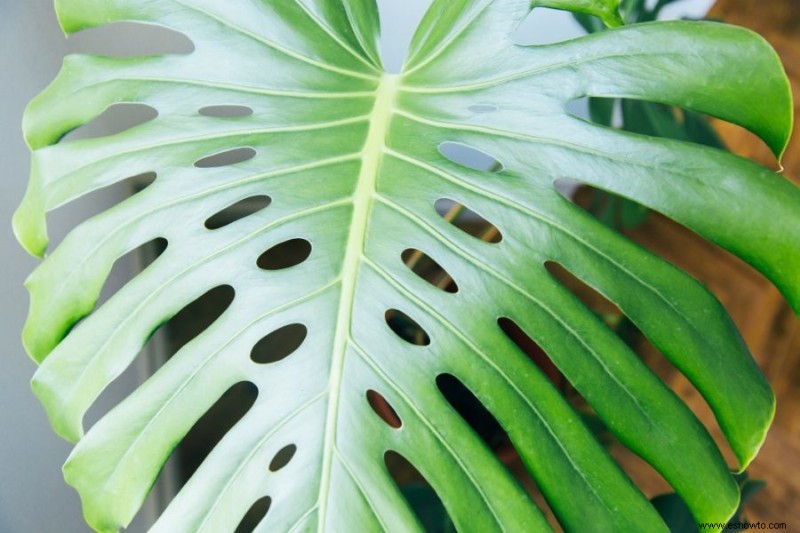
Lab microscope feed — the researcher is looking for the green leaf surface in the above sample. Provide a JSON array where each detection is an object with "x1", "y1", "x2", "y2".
[{"x1": 14, "y1": 0, "x2": 798, "y2": 532}]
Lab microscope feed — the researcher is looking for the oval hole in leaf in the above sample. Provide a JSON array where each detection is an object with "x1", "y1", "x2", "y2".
[
  {"x1": 401, "y1": 248, "x2": 459, "y2": 293},
  {"x1": 251, "y1": 323, "x2": 307, "y2": 365},
  {"x1": 556, "y1": 177, "x2": 650, "y2": 231},
  {"x1": 204, "y1": 195, "x2": 271, "y2": 230},
  {"x1": 553, "y1": 177, "x2": 583, "y2": 200},
  {"x1": 436, "y1": 374, "x2": 506, "y2": 449},
  {"x1": 384, "y1": 451, "x2": 455, "y2": 532},
  {"x1": 498, "y1": 317, "x2": 564, "y2": 387},
  {"x1": 366, "y1": 390, "x2": 402, "y2": 429},
  {"x1": 234, "y1": 496, "x2": 272, "y2": 533},
  {"x1": 544, "y1": 262, "x2": 625, "y2": 328},
  {"x1": 256, "y1": 239, "x2": 312, "y2": 271},
  {"x1": 468, "y1": 103, "x2": 498, "y2": 113},
  {"x1": 269, "y1": 444, "x2": 297, "y2": 472},
  {"x1": 194, "y1": 147, "x2": 256, "y2": 168},
  {"x1": 61, "y1": 103, "x2": 158, "y2": 142},
  {"x1": 434, "y1": 198, "x2": 503, "y2": 243},
  {"x1": 166, "y1": 285, "x2": 236, "y2": 356},
  {"x1": 199, "y1": 105, "x2": 254, "y2": 118},
  {"x1": 566, "y1": 97, "x2": 622, "y2": 127},
  {"x1": 66, "y1": 21, "x2": 195, "y2": 56},
  {"x1": 385, "y1": 309, "x2": 431, "y2": 346},
  {"x1": 438, "y1": 141, "x2": 504, "y2": 173},
  {"x1": 565, "y1": 97, "x2": 591, "y2": 120},
  {"x1": 178, "y1": 381, "x2": 258, "y2": 480}
]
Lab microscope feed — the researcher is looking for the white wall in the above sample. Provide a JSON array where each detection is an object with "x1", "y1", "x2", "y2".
[
  {"x1": 0, "y1": 3, "x2": 152, "y2": 532},
  {"x1": 0, "y1": 1, "x2": 706, "y2": 531}
]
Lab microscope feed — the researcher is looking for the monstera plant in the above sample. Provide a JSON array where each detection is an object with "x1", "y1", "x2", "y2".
[{"x1": 14, "y1": 0, "x2": 800, "y2": 531}]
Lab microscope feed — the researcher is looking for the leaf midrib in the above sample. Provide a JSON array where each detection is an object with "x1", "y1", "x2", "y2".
[{"x1": 316, "y1": 73, "x2": 399, "y2": 530}]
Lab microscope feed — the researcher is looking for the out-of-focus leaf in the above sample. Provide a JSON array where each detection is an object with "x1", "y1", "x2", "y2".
[
  {"x1": 401, "y1": 485, "x2": 457, "y2": 533},
  {"x1": 683, "y1": 110, "x2": 726, "y2": 150},
  {"x1": 573, "y1": 12, "x2": 606, "y2": 33},
  {"x1": 622, "y1": 100, "x2": 688, "y2": 140},
  {"x1": 588, "y1": 97, "x2": 615, "y2": 126},
  {"x1": 652, "y1": 493, "x2": 698, "y2": 533}
]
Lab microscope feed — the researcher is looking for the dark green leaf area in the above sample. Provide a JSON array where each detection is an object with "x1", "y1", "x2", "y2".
[{"x1": 400, "y1": 485, "x2": 457, "y2": 533}]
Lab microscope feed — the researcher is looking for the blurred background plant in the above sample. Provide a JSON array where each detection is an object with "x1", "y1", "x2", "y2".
[{"x1": 572, "y1": 0, "x2": 726, "y2": 231}]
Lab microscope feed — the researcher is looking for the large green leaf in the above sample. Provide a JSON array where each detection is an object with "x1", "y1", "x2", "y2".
[{"x1": 14, "y1": 0, "x2": 799, "y2": 531}]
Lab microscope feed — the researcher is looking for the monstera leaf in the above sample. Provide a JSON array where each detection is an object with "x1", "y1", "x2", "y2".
[{"x1": 14, "y1": 0, "x2": 799, "y2": 531}]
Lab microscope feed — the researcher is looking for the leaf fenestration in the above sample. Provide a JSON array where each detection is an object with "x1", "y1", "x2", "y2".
[{"x1": 15, "y1": 0, "x2": 798, "y2": 531}]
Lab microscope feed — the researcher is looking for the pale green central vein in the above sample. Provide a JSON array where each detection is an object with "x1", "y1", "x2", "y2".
[{"x1": 317, "y1": 73, "x2": 399, "y2": 530}]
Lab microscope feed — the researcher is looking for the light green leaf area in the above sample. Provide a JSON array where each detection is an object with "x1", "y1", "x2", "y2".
[{"x1": 14, "y1": 0, "x2": 799, "y2": 532}]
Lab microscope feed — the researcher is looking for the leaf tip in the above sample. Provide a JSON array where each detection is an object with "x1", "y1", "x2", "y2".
[
  {"x1": 14, "y1": 148, "x2": 52, "y2": 259},
  {"x1": 31, "y1": 371, "x2": 84, "y2": 444},
  {"x1": 13, "y1": 203, "x2": 49, "y2": 259},
  {"x1": 63, "y1": 458, "x2": 125, "y2": 533},
  {"x1": 734, "y1": 390, "x2": 776, "y2": 472},
  {"x1": 740, "y1": 27, "x2": 794, "y2": 161},
  {"x1": 53, "y1": 0, "x2": 97, "y2": 35}
]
